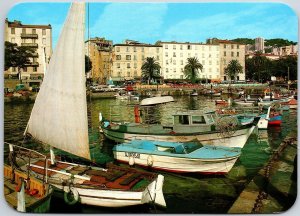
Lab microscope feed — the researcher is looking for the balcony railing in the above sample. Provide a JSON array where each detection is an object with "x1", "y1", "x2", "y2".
[
  {"x1": 25, "y1": 62, "x2": 39, "y2": 66},
  {"x1": 21, "y1": 33, "x2": 38, "y2": 39},
  {"x1": 21, "y1": 43, "x2": 38, "y2": 48}
]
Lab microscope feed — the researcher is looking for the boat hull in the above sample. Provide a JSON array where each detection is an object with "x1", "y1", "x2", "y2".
[
  {"x1": 51, "y1": 178, "x2": 162, "y2": 207},
  {"x1": 102, "y1": 126, "x2": 256, "y2": 148},
  {"x1": 268, "y1": 115, "x2": 282, "y2": 126},
  {"x1": 113, "y1": 151, "x2": 239, "y2": 174}
]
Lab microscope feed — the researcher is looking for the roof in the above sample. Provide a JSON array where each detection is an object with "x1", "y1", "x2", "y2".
[
  {"x1": 6, "y1": 19, "x2": 51, "y2": 29},
  {"x1": 113, "y1": 44, "x2": 162, "y2": 47}
]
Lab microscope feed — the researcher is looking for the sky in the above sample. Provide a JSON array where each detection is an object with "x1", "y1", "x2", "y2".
[{"x1": 7, "y1": 2, "x2": 298, "y2": 49}]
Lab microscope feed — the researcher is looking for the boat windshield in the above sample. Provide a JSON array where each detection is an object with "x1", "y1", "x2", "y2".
[
  {"x1": 174, "y1": 115, "x2": 190, "y2": 125},
  {"x1": 181, "y1": 142, "x2": 201, "y2": 154}
]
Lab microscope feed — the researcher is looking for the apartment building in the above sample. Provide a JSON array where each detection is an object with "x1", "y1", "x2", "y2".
[
  {"x1": 85, "y1": 37, "x2": 113, "y2": 84},
  {"x1": 272, "y1": 44, "x2": 298, "y2": 56},
  {"x1": 217, "y1": 40, "x2": 246, "y2": 81},
  {"x1": 159, "y1": 42, "x2": 221, "y2": 80},
  {"x1": 4, "y1": 19, "x2": 52, "y2": 87},
  {"x1": 111, "y1": 40, "x2": 162, "y2": 81}
]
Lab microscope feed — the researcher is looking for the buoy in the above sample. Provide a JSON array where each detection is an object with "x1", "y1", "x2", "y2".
[{"x1": 147, "y1": 155, "x2": 154, "y2": 166}]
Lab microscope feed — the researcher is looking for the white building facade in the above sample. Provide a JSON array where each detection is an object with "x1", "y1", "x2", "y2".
[{"x1": 159, "y1": 42, "x2": 221, "y2": 80}]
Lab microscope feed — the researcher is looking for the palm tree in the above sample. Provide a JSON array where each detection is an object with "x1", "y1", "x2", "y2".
[
  {"x1": 141, "y1": 57, "x2": 161, "y2": 84},
  {"x1": 224, "y1": 59, "x2": 243, "y2": 82},
  {"x1": 184, "y1": 57, "x2": 203, "y2": 83}
]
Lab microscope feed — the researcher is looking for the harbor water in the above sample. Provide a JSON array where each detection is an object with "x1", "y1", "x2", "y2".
[{"x1": 4, "y1": 96, "x2": 297, "y2": 213}]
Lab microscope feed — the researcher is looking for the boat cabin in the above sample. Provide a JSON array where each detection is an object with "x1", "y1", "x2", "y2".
[{"x1": 172, "y1": 111, "x2": 217, "y2": 133}]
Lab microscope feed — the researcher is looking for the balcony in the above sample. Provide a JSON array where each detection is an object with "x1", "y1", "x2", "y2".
[
  {"x1": 21, "y1": 43, "x2": 38, "y2": 48},
  {"x1": 25, "y1": 62, "x2": 39, "y2": 66},
  {"x1": 21, "y1": 33, "x2": 38, "y2": 39}
]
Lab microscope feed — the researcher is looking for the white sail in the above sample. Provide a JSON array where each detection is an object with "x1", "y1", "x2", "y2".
[{"x1": 26, "y1": 3, "x2": 90, "y2": 160}]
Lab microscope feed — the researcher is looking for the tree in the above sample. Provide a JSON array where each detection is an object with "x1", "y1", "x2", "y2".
[
  {"x1": 141, "y1": 57, "x2": 161, "y2": 84},
  {"x1": 273, "y1": 55, "x2": 297, "y2": 80},
  {"x1": 224, "y1": 60, "x2": 243, "y2": 82},
  {"x1": 246, "y1": 51, "x2": 272, "y2": 82},
  {"x1": 184, "y1": 57, "x2": 203, "y2": 84},
  {"x1": 5, "y1": 41, "x2": 36, "y2": 83},
  {"x1": 85, "y1": 55, "x2": 92, "y2": 73}
]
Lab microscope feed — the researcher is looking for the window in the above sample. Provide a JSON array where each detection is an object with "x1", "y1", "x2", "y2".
[
  {"x1": 209, "y1": 68, "x2": 212, "y2": 72},
  {"x1": 173, "y1": 60, "x2": 176, "y2": 65},
  {"x1": 202, "y1": 53, "x2": 205, "y2": 58},
  {"x1": 42, "y1": 29, "x2": 46, "y2": 35},
  {"x1": 237, "y1": 52, "x2": 239, "y2": 57},
  {"x1": 181, "y1": 68, "x2": 184, "y2": 72},
  {"x1": 127, "y1": 71, "x2": 130, "y2": 77},
  {"x1": 187, "y1": 45, "x2": 191, "y2": 50},
  {"x1": 188, "y1": 53, "x2": 191, "y2": 57},
  {"x1": 127, "y1": 63, "x2": 130, "y2": 68},
  {"x1": 237, "y1": 76, "x2": 240, "y2": 80},
  {"x1": 231, "y1": 52, "x2": 234, "y2": 57},
  {"x1": 173, "y1": 52, "x2": 176, "y2": 57},
  {"x1": 11, "y1": 38, "x2": 15, "y2": 43},
  {"x1": 11, "y1": 28, "x2": 15, "y2": 34},
  {"x1": 126, "y1": 47, "x2": 130, "y2": 52},
  {"x1": 156, "y1": 47, "x2": 159, "y2": 53},
  {"x1": 134, "y1": 63, "x2": 137, "y2": 68},
  {"x1": 133, "y1": 47, "x2": 136, "y2": 52},
  {"x1": 224, "y1": 51, "x2": 226, "y2": 56},
  {"x1": 180, "y1": 53, "x2": 183, "y2": 57},
  {"x1": 134, "y1": 71, "x2": 137, "y2": 76},
  {"x1": 216, "y1": 46, "x2": 219, "y2": 51},
  {"x1": 23, "y1": 67, "x2": 27, "y2": 72},
  {"x1": 209, "y1": 46, "x2": 211, "y2": 51},
  {"x1": 142, "y1": 47, "x2": 144, "y2": 52},
  {"x1": 165, "y1": 45, "x2": 168, "y2": 49},
  {"x1": 118, "y1": 72, "x2": 121, "y2": 77},
  {"x1": 156, "y1": 55, "x2": 159, "y2": 60},
  {"x1": 32, "y1": 29, "x2": 36, "y2": 34},
  {"x1": 174, "y1": 115, "x2": 189, "y2": 125},
  {"x1": 166, "y1": 60, "x2": 168, "y2": 65},
  {"x1": 173, "y1": 68, "x2": 176, "y2": 73},
  {"x1": 209, "y1": 60, "x2": 212, "y2": 65},
  {"x1": 231, "y1": 45, "x2": 234, "y2": 49},
  {"x1": 142, "y1": 55, "x2": 144, "y2": 60},
  {"x1": 116, "y1": 55, "x2": 121, "y2": 60},
  {"x1": 12, "y1": 67, "x2": 16, "y2": 72},
  {"x1": 165, "y1": 52, "x2": 168, "y2": 57},
  {"x1": 33, "y1": 67, "x2": 37, "y2": 72},
  {"x1": 33, "y1": 58, "x2": 37, "y2": 63},
  {"x1": 22, "y1": 28, "x2": 26, "y2": 34},
  {"x1": 117, "y1": 63, "x2": 120, "y2": 68},
  {"x1": 181, "y1": 60, "x2": 183, "y2": 65},
  {"x1": 180, "y1": 45, "x2": 183, "y2": 50},
  {"x1": 202, "y1": 60, "x2": 205, "y2": 65},
  {"x1": 216, "y1": 54, "x2": 219, "y2": 58},
  {"x1": 173, "y1": 45, "x2": 176, "y2": 50},
  {"x1": 237, "y1": 45, "x2": 239, "y2": 49},
  {"x1": 208, "y1": 54, "x2": 211, "y2": 58},
  {"x1": 126, "y1": 55, "x2": 131, "y2": 60},
  {"x1": 217, "y1": 60, "x2": 219, "y2": 65},
  {"x1": 224, "y1": 44, "x2": 226, "y2": 48},
  {"x1": 224, "y1": 76, "x2": 227, "y2": 81},
  {"x1": 116, "y1": 47, "x2": 120, "y2": 52},
  {"x1": 195, "y1": 53, "x2": 198, "y2": 56},
  {"x1": 134, "y1": 55, "x2": 137, "y2": 60},
  {"x1": 202, "y1": 46, "x2": 205, "y2": 51},
  {"x1": 42, "y1": 38, "x2": 46, "y2": 45}
]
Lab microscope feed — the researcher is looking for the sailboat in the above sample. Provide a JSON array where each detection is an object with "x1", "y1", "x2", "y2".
[{"x1": 9, "y1": 2, "x2": 165, "y2": 208}]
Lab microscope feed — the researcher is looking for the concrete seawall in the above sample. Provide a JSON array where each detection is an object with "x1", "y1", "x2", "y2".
[{"x1": 228, "y1": 133, "x2": 297, "y2": 213}]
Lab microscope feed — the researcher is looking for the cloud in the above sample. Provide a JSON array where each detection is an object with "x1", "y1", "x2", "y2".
[{"x1": 90, "y1": 3, "x2": 168, "y2": 43}]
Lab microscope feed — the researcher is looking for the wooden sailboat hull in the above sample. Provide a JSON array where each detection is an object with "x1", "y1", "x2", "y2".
[
  {"x1": 51, "y1": 178, "x2": 162, "y2": 207},
  {"x1": 102, "y1": 125, "x2": 256, "y2": 148},
  {"x1": 27, "y1": 161, "x2": 166, "y2": 208}
]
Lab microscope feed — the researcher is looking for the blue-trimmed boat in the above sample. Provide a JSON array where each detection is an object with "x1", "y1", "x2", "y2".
[{"x1": 113, "y1": 140, "x2": 241, "y2": 174}]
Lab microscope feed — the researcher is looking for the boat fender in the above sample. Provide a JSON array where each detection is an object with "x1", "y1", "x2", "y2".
[
  {"x1": 64, "y1": 186, "x2": 79, "y2": 205},
  {"x1": 129, "y1": 156, "x2": 135, "y2": 166},
  {"x1": 147, "y1": 155, "x2": 154, "y2": 166},
  {"x1": 169, "y1": 131, "x2": 176, "y2": 135}
]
